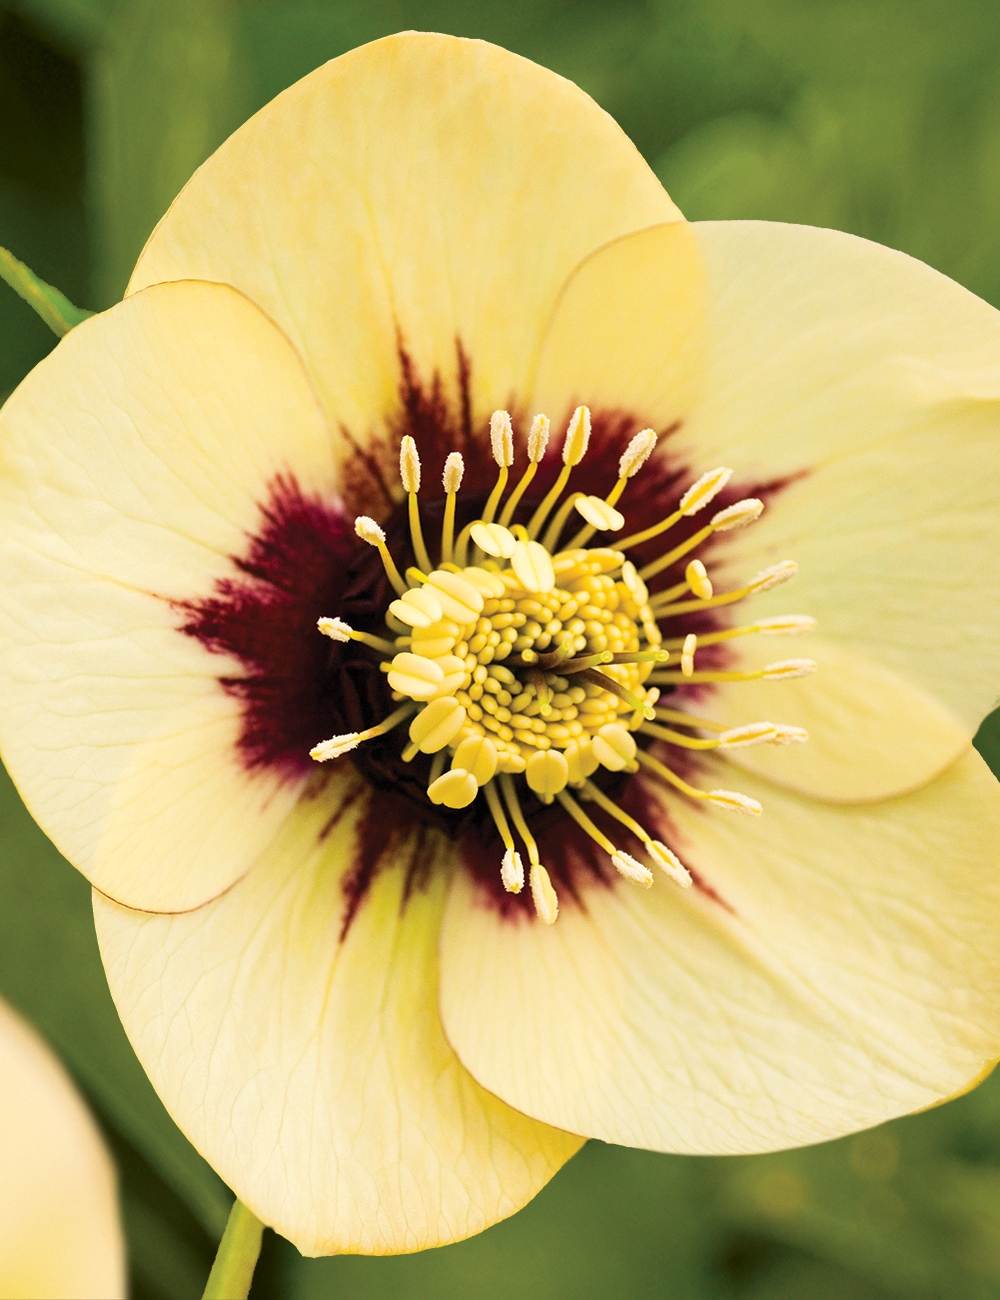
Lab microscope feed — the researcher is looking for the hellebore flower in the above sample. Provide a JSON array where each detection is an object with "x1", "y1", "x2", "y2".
[
  {"x1": 1, "y1": 31, "x2": 1000, "y2": 1257},
  {"x1": 0, "y1": 997, "x2": 126, "y2": 1299}
]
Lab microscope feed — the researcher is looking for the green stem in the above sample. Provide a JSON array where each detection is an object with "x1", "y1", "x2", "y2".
[
  {"x1": 0, "y1": 246, "x2": 93, "y2": 337},
  {"x1": 202, "y1": 1199, "x2": 264, "y2": 1300}
]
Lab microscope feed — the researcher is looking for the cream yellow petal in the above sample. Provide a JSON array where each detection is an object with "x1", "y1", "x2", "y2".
[
  {"x1": 531, "y1": 221, "x2": 704, "y2": 427},
  {"x1": 440, "y1": 750, "x2": 1000, "y2": 1155},
  {"x1": 0, "y1": 280, "x2": 334, "y2": 912},
  {"x1": 94, "y1": 778, "x2": 581, "y2": 1257},
  {"x1": 128, "y1": 33, "x2": 680, "y2": 444},
  {"x1": 0, "y1": 998, "x2": 126, "y2": 1300},
  {"x1": 698, "y1": 636, "x2": 970, "y2": 802},
  {"x1": 675, "y1": 221, "x2": 1000, "y2": 738}
]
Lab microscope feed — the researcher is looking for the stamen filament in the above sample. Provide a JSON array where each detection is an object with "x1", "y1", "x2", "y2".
[
  {"x1": 660, "y1": 615, "x2": 816, "y2": 648},
  {"x1": 526, "y1": 463, "x2": 572, "y2": 540},
  {"x1": 310, "y1": 702, "x2": 415, "y2": 762},
  {"x1": 654, "y1": 706, "x2": 727, "y2": 732},
  {"x1": 498, "y1": 462, "x2": 537, "y2": 527},
  {"x1": 440, "y1": 452, "x2": 464, "y2": 564},
  {"x1": 484, "y1": 779, "x2": 515, "y2": 853},
  {"x1": 499, "y1": 773, "x2": 541, "y2": 867},
  {"x1": 635, "y1": 748, "x2": 728, "y2": 805},
  {"x1": 638, "y1": 522, "x2": 712, "y2": 581},
  {"x1": 408, "y1": 493, "x2": 433, "y2": 575},
  {"x1": 579, "y1": 779, "x2": 656, "y2": 849},
  {"x1": 554, "y1": 788, "x2": 616, "y2": 855},
  {"x1": 649, "y1": 659, "x2": 816, "y2": 684},
  {"x1": 355, "y1": 516, "x2": 407, "y2": 596},
  {"x1": 618, "y1": 507, "x2": 683, "y2": 552},
  {"x1": 639, "y1": 721, "x2": 721, "y2": 749},
  {"x1": 541, "y1": 492, "x2": 584, "y2": 553}
]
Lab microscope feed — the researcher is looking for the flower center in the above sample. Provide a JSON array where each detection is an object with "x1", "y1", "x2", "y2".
[{"x1": 312, "y1": 406, "x2": 816, "y2": 923}]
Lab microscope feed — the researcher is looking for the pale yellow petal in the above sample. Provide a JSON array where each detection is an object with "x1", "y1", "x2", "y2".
[
  {"x1": 699, "y1": 636, "x2": 971, "y2": 802},
  {"x1": 532, "y1": 221, "x2": 704, "y2": 426},
  {"x1": 128, "y1": 33, "x2": 680, "y2": 444},
  {"x1": 0, "y1": 280, "x2": 334, "y2": 912},
  {"x1": 0, "y1": 998, "x2": 126, "y2": 1300},
  {"x1": 675, "y1": 221, "x2": 1000, "y2": 737},
  {"x1": 94, "y1": 779, "x2": 581, "y2": 1256},
  {"x1": 440, "y1": 750, "x2": 1000, "y2": 1154}
]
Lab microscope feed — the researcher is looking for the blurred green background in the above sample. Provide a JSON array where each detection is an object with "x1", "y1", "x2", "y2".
[{"x1": 2, "y1": 1, "x2": 1000, "y2": 1296}]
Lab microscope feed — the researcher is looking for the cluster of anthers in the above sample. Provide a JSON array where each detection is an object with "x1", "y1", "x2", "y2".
[{"x1": 311, "y1": 407, "x2": 815, "y2": 924}]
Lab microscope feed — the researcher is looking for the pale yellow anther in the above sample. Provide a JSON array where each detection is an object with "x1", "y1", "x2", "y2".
[
  {"x1": 706, "y1": 789, "x2": 763, "y2": 815},
  {"x1": 427, "y1": 570, "x2": 484, "y2": 621},
  {"x1": 650, "y1": 841, "x2": 693, "y2": 888},
  {"x1": 490, "y1": 410, "x2": 515, "y2": 467},
  {"x1": 749, "y1": 560, "x2": 798, "y2": 593},
  {"x1": 592, "y1": 722, "x2": 637, "y2": 771},
  {"x1": 611, "y1": 851, "x2": 654, "y2": 888},
  {"x1": 511, "y1": 540, "x2": 555, "y2": 593},
  {"x1": 711, "y1": 497, "x2": 764, "y2": 531},
  {"x1": 685, "y1": 559, "x2": 713, "y2": 600},
  {"x1": 754, "y1": 615, "x2": 816, "y2": 635},
  {"x1": 317, "y1": 616, "x2": 352, "y2": 642},
  {"x1": 562, "y1": 406, "x2": 591, "y2": 466},
  {"x1": 681, "y1": 633, "x2": 697, "y2": 678},
  {"x1": 399, "y1": 435, "x2": 421, "y2": 493},
  {"x1": 355, "y1": 515, "x2": 386, "y2": 546},
  {"x1": 309, "y1": 732, "x2": 360, "y2": 762},
  {"x1": 443, "y1": 452, "x2": 464, "y2": 494},
  {"x1": 501, "y1": 848, "x2": 525, "y2": 893},
  {"x1": 408, "y1": 696, "x2": 467, "y2": 753},
  {"x1": 564, "y1": 739, "x2": 599, "y2": 785},
  {"x1": 574, "y1": 496, "x2": 625, "y2": 532},
  {"x1": 529, "y1": 862, "x2": 559, "y2": 924},
  {"x1": 388, "y1": 586, "x2": 444, "y2": 628},
  {"x1": 761, "y1": 658, "x2": 817, "y2": 680},
  {"x1": 719, "y1": 722, "x2": 779, "y2": 748},
  {"x1": 498, "y1": 752, "x2": 527, "y2": 774},
  {"x1": 621, "y1": 561, "x2": 649, "y2": 605},
  {"x1": 525, "y1": 749, "x2": 570, "y2": 801},
  {"x1": 431, "y1": 654, "x2": 470, "y2": 698},
  {"x1": 452, "y1": 734, "x2": 498, "y2": 784},
  {"x1": 771, "y1": 724, "x2": 809, "y2": 744},
  {"x1": 619, "y1": 428, "x2": 657, "y2": 479},
  {"x1": 387, "y1": 653, "x2": 445, "y2": 700},
  {"x1": 527, "y1": 414, "x2": 550, "y2": 462},
  {"x1": 461, "y1": 567, "x2": 507, "y2": 598},
  {"x1": 427, "y1": 768, "x2": 479, "y2": 808},
  {"x1": 470, "y1": 521, "x2": 517, "y2": 558},
  {"x1": 679, "y1": 467, "x2": 732, "y2": 515}
]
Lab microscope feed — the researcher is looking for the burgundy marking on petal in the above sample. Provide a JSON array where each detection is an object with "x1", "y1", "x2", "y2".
[{"x1": 179, "y1": 473, "x2": 357, "y2": 781}]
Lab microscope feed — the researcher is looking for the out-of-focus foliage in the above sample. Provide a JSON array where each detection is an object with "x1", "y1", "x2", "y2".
[{"x1": 1, "y1": 1, "x2": 999, "y2": 1297}]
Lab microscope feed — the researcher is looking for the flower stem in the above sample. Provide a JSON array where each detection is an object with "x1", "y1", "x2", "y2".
[
  {"x1": 202, "y1": 1199, "x2": 264, "y2": 1300},
  {"x1": 0, "y1": 246, "x2": 93, "y2": 336}
]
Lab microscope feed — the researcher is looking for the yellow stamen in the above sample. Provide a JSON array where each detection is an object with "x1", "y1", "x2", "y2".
[
  {"x1": 635, "y1": 749, "x2": 762, "y2": 815},
  {"x1": 310, "y1": 702, "x2": 414, "y2": 762},
  {"x1": 355, "y1": 516, "x2": 407, "y2": 595},
  {"x1": 399, "y1": 435, "x2": 432, "y2": 573},
  {"x1": 481, "y1": 410, "x2": 514, "y2": 526},
  {"x1": 567, "y1": 426, "x2": 656, "y2": 549},
  {"x1": 617, "y1": 465, "x2": 732, "y2": 551},
  {"x1": 660, "y1": 614, "x2": 816, "y2": 648},
  {"x1": 650, "y1": 560, "x2": 798, "y2": 615},
  {"x1": 499, "y1": 414, "x2": 549, "y2": 527},
  {"x1": 639, "y1": 498, "x2": 763, "y2": 583},
  {"x1": 526, "y1": 406, "x2": 590, "y2": 540},
  {"x1": 649, "y1": 658, "x2": 817, "y2": 685},
  {"x1": 440, "y1": 451, "x2": 464, "y2": 564}
]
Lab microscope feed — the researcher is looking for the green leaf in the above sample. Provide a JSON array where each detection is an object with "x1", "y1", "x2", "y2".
[{"x1": 0, "y1": 242, "x2": 92, "y2": 334}]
